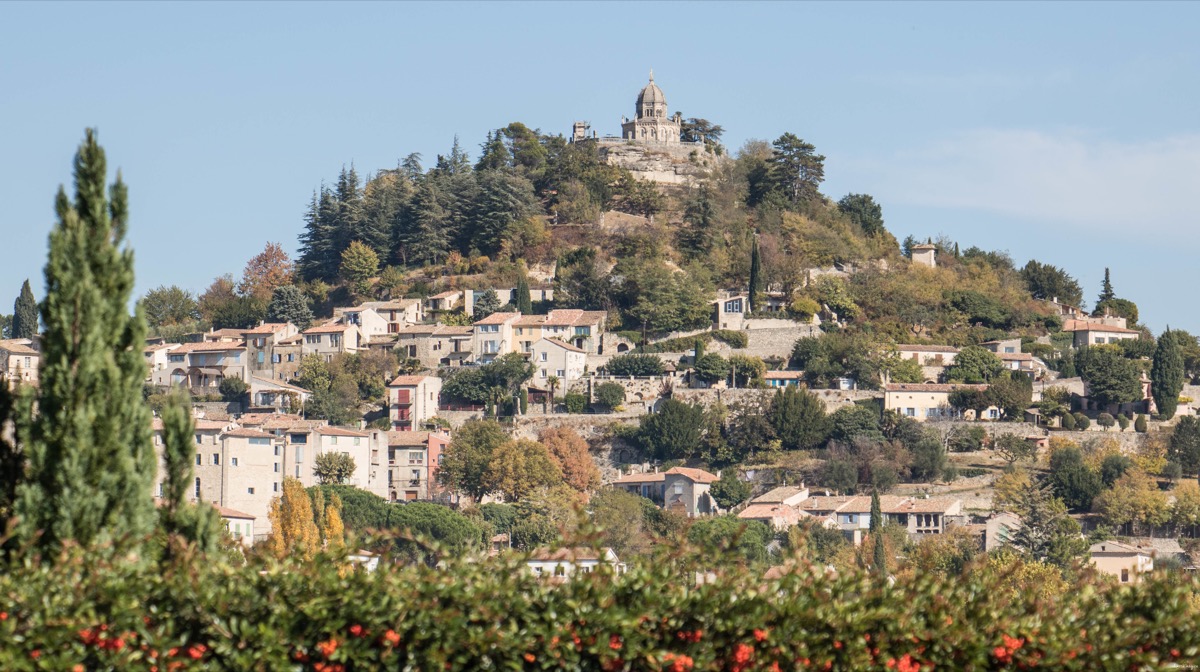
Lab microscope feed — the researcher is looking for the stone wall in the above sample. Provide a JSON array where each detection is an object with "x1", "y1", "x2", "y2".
[{"x1": 673, "y1": 387, "x2": 881, "y2": 414}]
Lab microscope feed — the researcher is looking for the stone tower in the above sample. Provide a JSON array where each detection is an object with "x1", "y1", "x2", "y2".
[{"x1": 620, "y1": 70, "x2": 683, "y2": 144}]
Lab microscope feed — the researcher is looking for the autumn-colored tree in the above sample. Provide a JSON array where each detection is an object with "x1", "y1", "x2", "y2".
[
  {"x1": 267, "y1": 477, "x2": 321, "y2": 559},
  {"x1": 238, "y1": 242, "x2": 294, "y2": 302},
  {"x1": 322, "y1": 492, "x2": 346, "y2": 552},
  {"x1": 482, "y1": 439, "x2": 563, "y2": 502},
  {"x1": 1170, "y1": 480, "x2": 1200, "y2": 537},
  {"x1": 1093, "y1": 469, "x2": 1170, "y2": 536},
  {"x1": 340, "y1": 240, "x2": 379, "y2": 295},
  {"x1": 439, "y1": 420, "x2": 511, "y2": 502},
  {"x1": 539, "y1": 427, "x2": 600, "y2": 492},
  {"x1": 991, "y1": 466, "x2": 1032, "y2": 514}
]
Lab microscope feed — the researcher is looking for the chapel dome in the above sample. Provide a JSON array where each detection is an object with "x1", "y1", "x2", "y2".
[{"x1": 636, "y1": 72, "x2": 667, "y2": 108}]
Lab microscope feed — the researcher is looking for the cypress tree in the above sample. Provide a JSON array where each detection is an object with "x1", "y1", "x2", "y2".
[
  {"x1": 159, "y1": 390, "x2": 221, "y2": 557},
  {"x1": 12, "y1": 129, "x2": 158, "y2": 554},
  {"x1": 11, "y1": 279, "x2": 37, "y2": 339},
  {"x1": 1098, "y1": 267, "x2": 1115, "y2": 304},
  {"x1": 870, "y1": 492, "x2": 886, "y2": 571},
  {"x1": 515, "y1": 273, "x2": 533, "y2": 314},
  {"x1": 748, "y1": 235, "x2": 762, "y2": 313},
  {"x1": 1152, "y1": 330, "x2": 1185, "y2": 420},
  {"x1": 869, "y1": 490, "x2": 882, "y2": 532}
]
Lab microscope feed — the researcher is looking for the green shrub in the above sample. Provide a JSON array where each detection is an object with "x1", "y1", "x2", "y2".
[
  {"x1": 711, "y1": 330, "x2": 748, "y2": 348},
  {"x1": 1135, "y1": 414, "x2": 1148, "y2": 433},
  {"x1": 604, "y1": 353, "x2": 665, "y2": 377},
  {"x1": 564, "y1": 393, "x2": 587, "y2": 414},
  {"x1": 1061, "y1": 412, "x2": 1076, "y2": 431},
  {"x1": 636, "y1": 330, "x2": 748, "y2": 354},
  {"x1": 1117, "y1": 414, "x2": 1130, "y2": 431},
  {"x1": 594, "y1": 382, "x2": 626, "y2": 410},
  {"x1": 1073, "y1": 412, "x2": 1090, "y2": 430},
  {"x1": 0, "y1": 542, "x2": 1196, "y2": 671}
]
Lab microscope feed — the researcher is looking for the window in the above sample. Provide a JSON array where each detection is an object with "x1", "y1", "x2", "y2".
[
  {"x1": 274, "y1": 463, "x2": 280, "y2": 473},
  {"x1": 411, "y1": 469, "x2": 421, "y2": 481},
  {"x1": 272, "y1": 353, "x2": 281, "y2": 363},
  {"x1": 540, "y1": 369, "x2": 547, "y2": 378},
  {"x1": 295, "y1": 465, "x2": 301, "y2": 477},
  {"x1": 556, "y1": 369, "x2": 565, "y2": 378},
  {"x1": 673, "y1": 483, "x2": 683, "y2": 495},
  {"x1": 213, "y1": 453, "x2": 220, "y2": 465},
  {"x1": 257, "y1": 351, "x2": 265, "y2": 364},
  {"x1": 329, "y1": 334, "x2": 341, "y2": 347},
  {"x1": 305, "y1": 335, "x2": 320, "y2": 344},
  {"x1": 195, "y1": 453, "x2": 201, "y2": 466},
  {"x1": 539, "y1": 352, "x2": 547, "y2": 362},
  {"x1": 194, "y1": 477, "x2": 201, "y2": 499},
  {"x1": 290, "y1": 433, "x2": 307, "y2": 444},
  {"x1": 554, "y1": 565, "x2": 566, "y2": 577},
  {"x1": 231, "y1": 457, "x2": 239, "y2": 467},
  {"x1": 1121, "y1": 568, "x2": 1130, "y2": 583},
  {"x1": 274, "y1": 482, "x2": 279, "y2": 492},
  {"x1": 156, "y1": 483, "x2": 163, "y2": 497},
  {"x1": 330, "y1": 436, "x2": 338, "y2": 445},
  {"x1": 409, "y1": 451, "x2": 424, "y2": 464},
  {"x1": 195, "y1": 434, "x2": 202, "y2": 445},
  {"x1": 353, "y1": 437, "x2": 361, "y2": 446},
  {"x1": 295, "y1": 446, "x2": 304, "y2": 462},
  {"x1": 247, "y1": 487, "x2": 255, "y2": 495},
  {"x1": 287, "y1": 354, "x2": 295, "y2": 362},
  {"x1": 274, "y1": 446, "x2": 280, "y2": 456}
]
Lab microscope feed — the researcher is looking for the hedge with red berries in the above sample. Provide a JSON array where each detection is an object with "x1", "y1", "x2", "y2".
[{"x1": 0, "y1": 546, "x2": 1197, "y2": 671}]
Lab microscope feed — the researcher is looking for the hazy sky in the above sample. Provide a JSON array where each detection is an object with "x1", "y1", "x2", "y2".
[{"x1": 2, "y1": 1, "x2": 1197, "y2": 333}]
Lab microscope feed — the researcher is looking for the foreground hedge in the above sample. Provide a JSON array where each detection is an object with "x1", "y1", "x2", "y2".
[{"x1": 0, "y1": 546, "x2": 1197, "y2": 671}]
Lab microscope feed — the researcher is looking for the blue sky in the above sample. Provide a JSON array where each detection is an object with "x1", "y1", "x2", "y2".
[{"x1": 2, "y1": 1, "x2": 1198, "y2": 333}]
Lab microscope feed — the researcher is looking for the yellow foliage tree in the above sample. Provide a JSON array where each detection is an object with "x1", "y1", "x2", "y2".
[
  {"x1": 323, "y1": 493, "x2": 346, "y2": 553},
  {"x1": 267, "y1": 477, "x2": 321, "y2": 559},
  {"x1": 984, "y1": 549, "x2": 1069, "y2": 603},
  {"x1": 482, "y1": 439, "x2": 563, "y2": 502},
  {"x1": 991, "y1": 467, "x2": 1032, "y2": 514}
]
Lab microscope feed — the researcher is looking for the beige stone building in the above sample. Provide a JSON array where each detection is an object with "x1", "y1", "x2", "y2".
[
  {"x1": 1089, "y1": 540, "x2": 1153, "y2": 584},
  {"x1": 0, "y1": 339, "x2": 39, "y2": 389},
  {"x1": 242, "y1": 322, "x2": 299, "y2": 380},
  {"x1": 143, "y1": 342, "x2": 180, "y2": 386},
  {"x1": 396, "y1": 324, "x2": 473, "y2": 369},
  {"x1": 473, "y1": 312, "x2": 520, "y2": 363},
  {"x1": 530, "y1": 338, "x2": 587, "y2": 387},
  {"x1": 884, "y1": 383, "x2": 991, "y2": 421},
  {"x1": 619, "y1": 71, "x2": 682, "y2": 144},
  {"x1": 167, "y1": 341, "x2": 248, "y2": 388},
  {"x1": 387, "y1": 374, "x2": 442, "y2": 430},
  {"x1": 386, "y1": 430, "x2": 450, "y2": 501},
  {"x1": 301, "y1": 322, "x2": 361, "y2": 361}
]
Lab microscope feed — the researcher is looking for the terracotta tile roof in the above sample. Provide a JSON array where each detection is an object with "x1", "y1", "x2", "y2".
[
  {"x1": 250, "y1": 376, "x2": 311, "y2": 394},
  {"x1": 388, "y1": 374, "x2": 436, "y2": 387},
  {"x1": 738, "y1": 503, "x2": 807, "y2": 523},
  {"x1": 612, "y1": 471, "x2": 665, "y2": 484},
  {"x1": 884, "y1": 383, "x2": 988, "y2": 393},
  {"x1": 261, "y1": 417, "x2": 323, "y2": 431},
  {"x1": 752, "y1": 486, "x2": 809, "y2": 504},
  {"x1": 434, "y1": 325, "x2": 474, "y2": 336},
  {"x1": 537, "y1": 338, "x2": 585, "y2": 353},
  {"x1": 998, "y1": 352, "x2": 1033, "y2": 361},
  {"x1": 172, "y1": 341, "x2": 245, "y2": 354},
  {"x1": 529, "y1": 547, "x2": 610, "y2": 562},
  {"x1": 303, "y1": 323, "x2": 350, "y2": 334},
  {"x1": 277, "y1": 335, "x2": 303, "y2": 345},
  {"x1": 542, "y1": 309, "x2": 605, "y2": 327},
  {"x1": 515, "y1": 315, "x2": 546, "y2": 327},
  {"x1": 764, "y1": 371, "x2": 802, "y2": 379},
  {"x1": 473, "y1": 311, "x2": 520, "y2": 326},
  {"x1": 143, "y1": 342, "x2": 179, "y2": 352},
  {"x1": 242, "y1": 323, "x2": 290, "y2": 334},
  {"x1": 896, "y1": 344, "x2": 959, "y2": 353},
  {"x1": 316, "y1": 426, "x2": 370, "y2": 438},
  {"x1": 194, "y1": 419, "x2": 230, "y2": 431},
  {"x1": 1061, "y1": 319, "x2": 1140, "y2": 334},
  {"x1": 0, "y1": 340, "x2": 39, "y2": 355},
  {"x1": 665, "y1": 466, "x2": 719, "y2": 484},
  {"x1": 214, "y1": 506, "x2": 255, "y2": 519},
  {"x1": 429, "y1": 290, "x2": 461, "y2": 300},
  {"x1": 397, "y1": 325, "x2": 440, "y2": 335},
  {"x1": 1090, "y1": 540, "x2": 1150, "y2": 555},
  {"x1": 203, "y1": 328, "x2": 248, "y2": 340},
  {"x1": 223, "y1": 428, "x2": 276, "y2": 439},
  {"x1": 387, "y1": 430, "x2": 431, "y2": 447},
  {"x1": 238, "y1": 412, "x2": 300, "y2": 426},
  {"x1": 891, "y1": 497, "x2": 962, "y2": 514}
]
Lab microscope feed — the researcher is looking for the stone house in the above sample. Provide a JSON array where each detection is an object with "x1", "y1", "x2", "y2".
[
  {"x1": 473, "y1": 312, "x2": 521, "y2": 363},
  {"x1": 209, "y1": 428, "x2": 278, "y2": 539},
  {"x1": 144, "y1": 342, "x2": 181, "y2": 386},
  {"x1": 1089, "y1": 540, "x2": 1154, "y2": 584},
  {"x1": 168, "y1": 341, "x2": 247, "y2": 389},
  {"x1": 663, "y1": 467, "x2": 720, "y2": 518},
  {"x1": 713, "y1": 295, "x2": 747, "y2": 330},
  {"x1": 527, "y1": 547, "x2": 623, "y2": 580},
  {"x1": 241, "y1": 322, "x2": 298, "y2": 380},
  {"x1": 911, "y1": 244, "x2": 937, "y2": 268},
  {"x1": 530, "y1": 338, "x2": 587, "y2": 388},
  {"x1": 611, "y1": 470, "x2": 666, "y2": 502},
  {"x1": 248, "y1": 376, "x2": 310, "y2": 412},
  {"x1": 395, "y1": 324, "x2": 473, "y2": 369},
  {"x1": 796, "y1": 494, "x2": 963, "y2": 545},
  {"x1": 884, "y1": 383, "x2": 992, "y2": 422},
  {"x1": 426, "y1": 290, "x2": 466, "y2": 314},
  {"x1": 764, "y1": 371, "x2": 804, "y2": 388},
  {"x1": 387, "y1": 374, "x2": 442, "y2": 430},
  {"x1": 272, "y1": 334, "x2": 304, "y2": 381},
  {"x1": 0, "y1": 339, "x2": 38, "y2": 389},
  {"x1": 215, "y1": 506, "x2": 256, "y2": 547},
  {"x1": 337, "y1": 299, "x2": 423, "y2": 336},
  {"x1": 301, "y1": 322, "x2": 362, "y2": 361},
  {"x1": 1062, "y1": 319, "x2": 1141, "y2": 348},
  {"x1": 386, "y1": 430, "x2": 450, "y2": 501}
]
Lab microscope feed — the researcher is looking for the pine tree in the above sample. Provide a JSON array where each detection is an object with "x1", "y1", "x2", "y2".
[
  {"x1": 267, "y1": 477, "x2": 321, "y2": 559},
  {"x1": 11, "y1": 129, "x2": 158, "y2": 555},
  {"x1": 1152, "y1": 330, "x2": 1185, "y2": 420},
  {"x1": 748, "y1": 235, "x2": 762, "y2": 313},
  {"x1": 266, "y1": 285, "x2": 314, "y2": 330},
  {"x1": 476, "y1": 130, "x2": 512, "y2": 172},
  {"x1": 332, "y1": 165, "x2": 366, "y2": 257},
  {"x1": 298, "y1": 188, "x2": 340, "y2": 282},
  {"x1": 1098, "y1": 267, "x2": 1115, "y2": 304},
  {"x1": 159, "y1": 390, "x2": 221, "y2": 557},
  {"x1": 11, "y1": 279, "x2": 37, "y2": 339},
  {"x1": 515, "y1": 273, "x2": 533, "y2": 314},
  {"x1": 394, "y1": 179, "x2": 450, "y2": 266}
]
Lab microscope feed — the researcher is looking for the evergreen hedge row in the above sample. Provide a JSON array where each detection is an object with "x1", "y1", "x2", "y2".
[{"x1": 0, "y1": 546, "x2": 1196, "y2": 671}]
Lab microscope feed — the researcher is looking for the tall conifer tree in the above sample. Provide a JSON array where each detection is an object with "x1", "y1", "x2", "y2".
[
  {"x1": 515, "y1": 273, "x2": 533, "y2": 314},
  {"x1": 1152, "y1": 330, "x2": 1185, "y2": 420},
  {"x1": 11, "y1": 279, "x2": 37, "y2": 339},
  {"x1": 748, "y1": 235, "x2": 762, "y2": 313},
  {"x1": 12, "y1": 129, "x2": 157, "y2": 554},
  {"x1": 159, "y1": 390, "x2": 221, "y2": 557}
]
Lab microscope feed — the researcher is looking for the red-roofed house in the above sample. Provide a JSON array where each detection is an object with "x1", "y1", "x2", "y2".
[
  {"x1": 242, "y1": 322, "x2": 299, "y2": 380},
  {"x1": 386, "y1": 430, "x2": 451, "y2": 501},
  {"x1": 884, "y1": 383, "x2": 993, "y2": 421},
  {"x1": 387, "y1": 374, "x2": 442, "y2": 430},
  {"x1": 663, "y1": 467, "x2": 720, "y2": 517}
]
